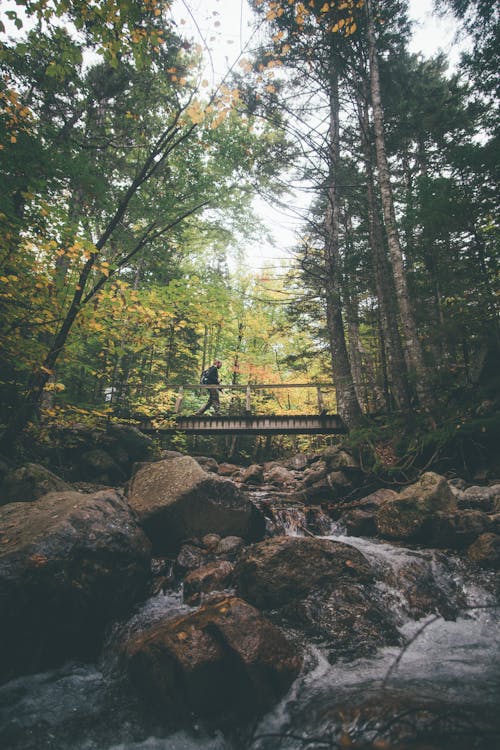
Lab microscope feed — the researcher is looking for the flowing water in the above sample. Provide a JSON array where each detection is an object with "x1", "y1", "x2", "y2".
[{"x1": 1, "y1": 500, "x2": 499, "y2": 750}]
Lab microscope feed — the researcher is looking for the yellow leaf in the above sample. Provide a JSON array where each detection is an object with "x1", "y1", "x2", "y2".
[{"x1": 320, "y1": 2, "x2": 329, "y2": 11}]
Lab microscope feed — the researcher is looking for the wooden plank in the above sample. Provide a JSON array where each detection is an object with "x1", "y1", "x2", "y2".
[{"x1": 145, "y1": 414, "x2": 346, "y2": 435}]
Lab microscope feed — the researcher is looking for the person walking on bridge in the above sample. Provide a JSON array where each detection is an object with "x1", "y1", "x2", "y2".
[{"x1": 195, "y1": 359, "x2": 222, "y2": 415}]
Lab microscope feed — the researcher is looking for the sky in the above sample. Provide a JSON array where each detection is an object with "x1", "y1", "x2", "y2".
[{"x1": 169, "y1": 0, "x2": 466, "y2": 271}]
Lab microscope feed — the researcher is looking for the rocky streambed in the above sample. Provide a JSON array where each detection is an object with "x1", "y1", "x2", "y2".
[{"x1": 0, "y1": 438, "x2": 499, "y2": 749}]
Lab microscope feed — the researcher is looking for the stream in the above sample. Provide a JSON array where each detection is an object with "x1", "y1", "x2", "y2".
[{"x1": 1, "y1": 496, "x2": 499, "y2": 750}]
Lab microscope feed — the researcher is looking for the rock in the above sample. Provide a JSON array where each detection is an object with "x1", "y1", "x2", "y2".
[
  {"x1": 264, "y1": 465, "x2": 296, "y2": 486},
  {"x1": 80, "y1": 448, "x2": 125, "y2": 484},
  {"x1": 340, "y1": 489, "x2": 399, "y2": 537},
  {"x1": 202, "y1": 533, "x2": 221, "y2": 550},
  {"x1": 234, "y1": 536, "x2": 373, "y2": 609},
  {"x1": 126, "y1": 456, "x2": 265, "y2": 553},
  {"x1": 376, "y1": 472, "x2": 456, "y2": 541},
  {"x1": 233, "y1": 536, "x2": 398, "y2": 658},
  {"x1": 105, "y1": 423, "x2": 154, "y2": 461},
  {"x1": 428, "y1": 510, "x2": 492, "y2": 549},
  {"x1": 241, "y1": 464, "x2": 264, "y2": 484},
  {"x1": 0, "y1": 489, "x2": 151, "y2": 682},
  {"x1": 356, "y1": 488, "x2": 399, "y2": 509},
  {"x1": 467, "y1": 533, "x2": 500, "y2": 569},
  {"x1": 304, "y1": 507, "x2": 332, "y2": 536},
  {"x1": 125, "y1": 596, "x2": 302, "y2": 720},
  {"x1": 490, "y1": 513, "x2": 500, "y2": 534},
  {"x1": 302, "y1": 461, "x2": 327, "y2": 487},
  {"x1": 287, "y1": 454, "x2": 308, "y2": 471},
  {"x1": 183, "y1": 561, "x2": 234, "y2": 605},
  {"x1": 322, "y1": 446, "x2": 359, "y2": 471},
  {"x1": 284, "y1": 583, "x2": 400, "y2": 658},
  {"x1": 217, "y1": 463, "x2": 240, "y2": 477},
  {"x1": 456, "y1": 484, "x2": 500, "y2": 513},
  {"x1": 194, "y1": 456, "x2": 219, "y2": 473},
  {"x1": 51, "y1": 423, "x2": 155, "y2": 482},
  {"x1": 343, "y1": 508, "x2": 378, "y2": 537},
  {"x1": 160, "y1": 450, "x2": 185, "y2": 460},
  {"x1": 214, "y1": 535, "x2": 245, "y2": 558},
  {"x1": 0, "y1": 463, "x2": 72, "y2": 506},
  {"x1": 175, "y1": 543, "x2": 208, "y2": 576}
]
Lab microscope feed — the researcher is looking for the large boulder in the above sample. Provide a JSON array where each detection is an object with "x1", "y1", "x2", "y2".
[
  {"x1": 233, "y1": 536, "x2": 373, "y2": 609},
  {"x1": 376, "y1": 472, "x2": 456, "y2": 541},
  {"x1": 126, "y1": 456, "x2": 265, "y2": 553},
  {"x1": 0, "y1": 489, "x2": 151, "y2": 682},
  {"x1": 0, "y1": 463, "x2": 72, "y2": 506},
  {"x1": 125, "y1": 596, "x2": 301, "y2": 720},
  {"x1": 233, "y1": 536, "x2": 398, "y2": 658},
  {"x1": 427, "y1": 510, "x2": 492, "y2": 549}
]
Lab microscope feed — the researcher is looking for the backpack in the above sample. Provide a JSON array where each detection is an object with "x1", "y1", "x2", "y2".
[{"x1": 200, "y1": 368, "x2": 211, "y2": 385}]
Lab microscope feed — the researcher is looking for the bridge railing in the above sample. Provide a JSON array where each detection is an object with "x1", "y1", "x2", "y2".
[{"x1": 169, "y1": 383, "x2": 337, "y2": 417}]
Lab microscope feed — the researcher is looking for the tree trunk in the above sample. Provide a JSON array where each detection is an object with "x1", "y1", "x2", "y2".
[
  {"x1": 357, "y1": 83, "x2": 412, "y2": 413},
  {"x1": 324, "y1": 68, "x2": 362, "y2": 428},
  {"x1": 365, "y1": 0, "x2": 433, "y2": 412}
]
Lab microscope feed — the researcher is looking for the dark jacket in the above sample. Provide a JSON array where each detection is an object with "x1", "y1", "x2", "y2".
[{"x1": 205, "y1": 365, "x2": 220, "y2": 385}]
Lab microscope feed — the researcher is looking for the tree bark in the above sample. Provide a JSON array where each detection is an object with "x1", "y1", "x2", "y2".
[
  {"x1": 365, "y1": 0, "x2": 433, "y2": 412},
  {"x1": 357, "y1": 82, "x2": 412, "y2": 413},
  {"x1": 324, "y1": 68, "x2": 363, "y2": 428}
]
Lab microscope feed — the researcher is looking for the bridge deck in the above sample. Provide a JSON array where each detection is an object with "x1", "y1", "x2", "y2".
[{"x1": 141, "y1": 414, "x2": 346, "y2": 435}]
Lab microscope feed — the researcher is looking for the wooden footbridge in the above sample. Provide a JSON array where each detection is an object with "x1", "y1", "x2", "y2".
[{"x1": 140, "y1": 383, "x2": 346, "y2": 435}]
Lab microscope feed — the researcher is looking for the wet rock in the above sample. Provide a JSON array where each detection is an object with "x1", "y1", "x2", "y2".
[
  {"x1": 342, "y1": 508, "x2": 378, "y2": 536},
  {"x1": 0, "y1": 463, "x2": 72, "y2": 506},
  {"x1": 174, "y1": 543, "x2": 208, "y2": 576},
  {"x1": 428, "y1": 510, "x2": 492, "y2": 549},
  {"x1": 125, "y1": 596, "x2": 302, "y2": 720},
  {"x1": 467, "y1": 533, "x2": 500, "y2": 569},
  {"x1": 183, "y1": 561, "x2": 234, "y2": 605},
  {"x1": 241, "y1": 464, "x2": 264, "y2": 484},
  {"x1": 284, "y1": 583, "x2": 400, "y2": 658},
  {"x1": 376, "y1": 472, "x2": 456, "y2": 541},
  {"x1": 194, "y1": 456, "x2": 219, "y2": 473},
  {"x1": 234, "y1": 536, "x2": 399, "y2": 658},
  {"x1": 126, "y1": 456, "x2": 265, "y2": 553},
  {"x1": 0, "y1": 489, "x2": 151, "y2": 682},
  {"x1": 264, "y1": 465, "x2": 296, "y2": 487},
  {"x1": 305, "y1": 507, "x2": 332, "y2": 535},
  {"x1": 234, "y1": 536, "x2": 373, "y2": 609},
  {"x1": 456, "y1": 484, "x2": 500, "y2": 513}
]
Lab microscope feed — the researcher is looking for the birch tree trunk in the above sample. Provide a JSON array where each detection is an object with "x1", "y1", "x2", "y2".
[
  {"x1": 357, "y1": 84, "x2": 412, "y2": 413},
  {"x1": 365, "y1": 0, "x2": 433, "y2": 412}
]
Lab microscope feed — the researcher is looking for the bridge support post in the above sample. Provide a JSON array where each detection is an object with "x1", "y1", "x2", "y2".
[
  {"x1": 175, "y1": 386, "x2": 184, "y2": 414},
  {"x1": 245, "y1": 385, "x2": 251, "y2": 415},
  {"x1": 316, "y1": 386, "x2": 326, "y2": 415}
]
